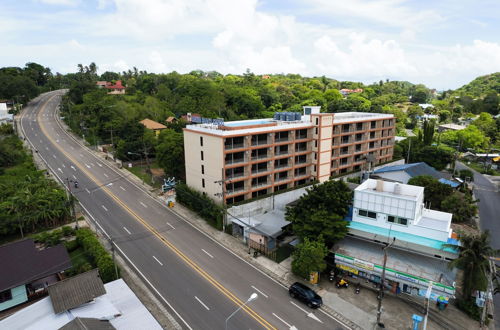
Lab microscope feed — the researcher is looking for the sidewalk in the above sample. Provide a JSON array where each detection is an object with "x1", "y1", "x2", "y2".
[
  {"x1": 93, "y1": 151, "x2": 484, "y2": 329},
  {"x1": 53, "y1": 115, "x2": 484, "y2": 329}
]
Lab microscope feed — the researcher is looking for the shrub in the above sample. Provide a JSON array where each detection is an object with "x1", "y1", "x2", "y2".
[
  {"x1": 456, "y1": 298, "x2": 481, "y2": 321},
  {"x1": 175, "y1": 183, "x2": 223, "y2": 230},
  {"x1": 61, "y1": 226, "x2": 75, "y2": 237},
  {"x1": 64, "y1": 239, "x2": 79, "y2": 252},
  {"x1": 458, "y1": 169, "x2": 474, "y2": 182},
  {"x1": 75, "y1": 228, "x2": 119, "y2": 282}
]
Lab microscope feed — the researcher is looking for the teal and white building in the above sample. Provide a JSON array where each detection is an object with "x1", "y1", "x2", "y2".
[{"x1": 335, "y1": 179, "x2": 459, "y2": 301}]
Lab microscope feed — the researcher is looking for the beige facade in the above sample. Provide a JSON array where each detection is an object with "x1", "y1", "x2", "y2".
[{"x1": 184, "y1": 107, "x2": 395, "y2": 205}]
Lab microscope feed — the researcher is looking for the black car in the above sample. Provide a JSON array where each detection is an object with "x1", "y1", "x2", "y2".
[{"x1": 289, "y1": 282, "x2": 323, "y2": 308}]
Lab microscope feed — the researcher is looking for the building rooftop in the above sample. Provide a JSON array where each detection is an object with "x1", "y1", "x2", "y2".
[
  {"x1": 332, "y1": 112, "x2": 393, "y2": 123},
  {"x1": 48, "y1": 269, "x2": 106, "y2": 314},
  {"x1": 139, "y1": 118, "x2": 167, "y2": 130},
  {"x1": 373, "y1": 162, "x2": 444, "y2": 181},
  {"x1": 438, "y1": 123, "x2": 466, "y2": 130},
  {"x1": 355, "y1": 178, "x2": 423, "y2": 200},
  {"x1": 0, "y1": 239, "x2": 72, "y2": 292},
  {"x1": 59, "y1": 317, "x2": 115, "y2": 330},
  {"x1": 0, "y1": 279, "x2": 162, "y2": 330}
]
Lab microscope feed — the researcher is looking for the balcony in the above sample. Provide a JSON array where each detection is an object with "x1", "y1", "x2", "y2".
[
  {"x1": 226, "y1": 185, "x2": 245, "y2": 195},
  {"x1": 251, "y1": 133, "x2": 270, "y2": 146},
  {"x1": 225, "y1": 157, "x2": 247, "y2": 165},
  {"x1": 275, "y1": 175, "x2": 290, "y2": 182},
  {"x1": 226, "y1": 168, "x2": 247, "y2": 179}
]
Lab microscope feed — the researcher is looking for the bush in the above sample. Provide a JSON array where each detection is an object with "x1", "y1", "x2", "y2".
[
  {"x1": 458, "y1": 169, "x2": 474, "y2": 182},
  {"x1": 34, "y1": 229, "x2": 63, "y2": 246},
  {"x1": 456, "y1": 298, "x2": 481, "y2": 321},
  {"x1": 61, "y1": 226, "x2": 75, "y2": 237},
  {"x1": 75, "y1": 228, "x2": 119, "y2": 282},
  {"x1": 175, "y1": 183, "x2": 223, "y2": 230},
  {"x1": 64, "y1": 239, "x2": 79, "y2": 252}
]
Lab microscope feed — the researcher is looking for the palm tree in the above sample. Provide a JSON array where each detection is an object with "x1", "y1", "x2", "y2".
[{"x1": 445, "y1": 231, "x2": 498, "y2": 299}]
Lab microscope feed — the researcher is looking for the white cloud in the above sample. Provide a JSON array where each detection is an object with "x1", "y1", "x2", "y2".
[
  {"x1": 0, "y1": 0, "x2": 499, "y2": 89},
  {"x1": 37, "y1": 0, "x2": 80, "y2": 6}
]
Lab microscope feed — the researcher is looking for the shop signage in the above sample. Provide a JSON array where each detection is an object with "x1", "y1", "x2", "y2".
[
  {"x1": 394, "y1": 272, "x2": 419, "y2": 284},
  {"x1": 353, "y1": 258, "x2": 374, "y2": 271},
  {"x1": 337, "y1": 264, "x2": 359, "y2": 275}
]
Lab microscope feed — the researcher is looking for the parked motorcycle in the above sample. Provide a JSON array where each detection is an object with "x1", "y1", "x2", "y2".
[
  {"x1": 336, "y1": 278, "x2": 349, "y2": 289},
  {"x1": 328, "y1": 270, "x2": 335, "y2": 282},
  {"x1": 74, "y1": 181, "x2": 79, "y2": 188},
  {"x1": 355, "y1": 283, "x2": 360, "y2": 294}
]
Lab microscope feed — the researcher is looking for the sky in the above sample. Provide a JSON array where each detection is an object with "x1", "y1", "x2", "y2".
[{"x1": 1, "y1": 0, "x2": 499, "y2": 90}]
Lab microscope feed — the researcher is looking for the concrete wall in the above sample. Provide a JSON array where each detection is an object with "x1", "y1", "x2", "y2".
[
  {"x1": 184, "y1": 130, "x2": 223, "y2": 203},
  {"x1": 0, "y1": 285, "x2": 27, "y2": 312}
]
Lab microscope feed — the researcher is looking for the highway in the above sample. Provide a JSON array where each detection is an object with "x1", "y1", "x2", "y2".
[
  {"x1": 456, "y1": 161, "x2": 500, "y2": 329},
  {"x1": 19, "y1": 90, "x2": 349, "y2": 330}
]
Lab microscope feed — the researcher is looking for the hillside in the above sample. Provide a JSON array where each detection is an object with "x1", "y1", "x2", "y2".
[{"x1": 455, "y1": 72, "x2": 500, "y2": 97}]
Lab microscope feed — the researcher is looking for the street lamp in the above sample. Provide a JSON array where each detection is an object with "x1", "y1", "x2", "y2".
[{"x1": 225, "y1": 293, "x2": 258, "y2": 330}]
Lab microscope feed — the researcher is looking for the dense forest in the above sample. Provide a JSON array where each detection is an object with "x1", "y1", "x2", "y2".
[{"x1": 1, "y1": 61, "x2": 499, "y2": 182}]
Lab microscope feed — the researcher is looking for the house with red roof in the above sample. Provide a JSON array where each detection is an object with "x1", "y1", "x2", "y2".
[{"x1": 96, "y1": 80, "x2": 126, "y2": 95}]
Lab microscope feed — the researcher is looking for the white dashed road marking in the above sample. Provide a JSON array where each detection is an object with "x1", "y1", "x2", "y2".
[
  {"x1": 201, "y1": 249, "x2": 214, "y2": 259},
  {"x1": 153, "y1": 256, "x2": 163, "y2": 266},
  {"x1": 194, "y1": 296, "x2": 210, "y2": 310},
  {"x1": 123, "y1": 227, "x2": 131, "y2": 235},
  {"x1": 251, "y1": 285, "x2": 269, "y2": 298},
  {"x1": 102, "y1": 205, "x2": 108, "y2": 211},
  {"x1": 140, "y1": 202, "x2": 148, "y2": 208}
]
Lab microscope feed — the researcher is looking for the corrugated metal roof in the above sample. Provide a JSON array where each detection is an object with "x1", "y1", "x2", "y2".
[
  {"x1": 374, "y1": 162, "x2": 444, "y2": 180},
  {"x1": 59, "y1": 318, "x2": 115, "y2": 330},
  {"x1": 438, "y1": 178, "x2": 460, "y2": 188},
  {"x1": 49, "y1": 269, "x2": 106, "y2": 314}
]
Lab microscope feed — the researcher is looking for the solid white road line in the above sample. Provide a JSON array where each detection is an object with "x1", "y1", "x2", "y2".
[
  {"x1": 119, "y1": 186, "x2": 126, "y2": 191},
  {"x1": 201, "y1": 249, "x2": 214, "y2": 259},
  {"x1": 251, "y1": 285, "x2": 269, "y2": 298},
  {"x1": 272, "y1": 313, "x2": 292, "y2": 328},
  {"x1": 194, "y1": 296, "x2": 210, "y2": 311},
  {"x1": 166, "y1": 222, "x2": 175, "y2": 230},
  {"x1": 103, "y1": 173, "x2": 109, "y2": 178},
  {"x1": 140, "y1": 201, "x2": 148, "y2": 208},
  {"x1": 123, "y1": 226, "x2": 131, "y2": 235},
  {"x1": 101, "y1": 205, "x2": 108, "y2": 211},
  {"x1": 153, "y1": 255, "x2": 163, "y2": 266}
]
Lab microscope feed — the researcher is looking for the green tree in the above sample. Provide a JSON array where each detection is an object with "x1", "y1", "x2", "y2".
[
  {"x1": 410, "y1": 85, "x2": 429, "y2": 103},
  {"x1": 291, "y1": 237, "x2": 328, "y2": 279},
  {"x1": 156, "y1": 129, "x2": 185, "y2": 180},
  {"x1": 286, "y1": 180, "x2": 351, "y2": 247},
  {"x1": 414, "y1": 146, "x2": 453, "y2": 171},
  {"x1": 407, "y1": 175, "x2": 453, "y2": 209},
  {"x1": 441, "y1": 192, "x2": 477, "y2": 223},
  {"x1": 471, "y1": 112, "x2": 497, "y2": 141},
  {"x1": 445, "y1": 231, "x2": 498, "y2": 300},
  {"x1": 421, "y1": 119, "x2": 435, "y2": 146}
]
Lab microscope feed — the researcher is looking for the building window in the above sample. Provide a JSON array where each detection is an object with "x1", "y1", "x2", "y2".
[
  {"x1": 202, "y1": 178, "x2": 205, "y2": 188},
  {"x1": 201, "y1": 165, "x2": 205, "y2": 174},
  {"x1": 388, "y1": 215, "x2": 408, "y2": 226},
  {"x1": 358, "y1": 209, "x2": 377, "y2": 219},
  {"x1": 314, "y1": 140, "x2": 318, "y2": 148},
  {"x1": 0, "y1": 289, "x2": 12, "y2": 303},
  {"x1": 201, "y1": 151, "x2": 204, "y2": 161},
  {"x1": 370, "y1": 131, "x2": 375, "y2": 139},
  {"x1": 371, "y1": 121, "x2": 376, "y2": 129},
  {"x1": 200, "y1": 136, "x2": 203, "y2": 146},
  {"x1": 315, "y1": 127, "x2": 318, "y2": 135},
  {"x1": 315, "y1": 118, "x2": 319, "y2": 125}
]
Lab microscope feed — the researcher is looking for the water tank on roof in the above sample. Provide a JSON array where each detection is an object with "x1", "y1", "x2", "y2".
[
  {"x1": 286, "y1": 112, "x2": 295, "y2": 121},
  {"x1": 295, "y1": 112, "x2": 301, "y2": 120},
  {"x1": 274, "y1": 113, "x2": 280, "y2": 120}
]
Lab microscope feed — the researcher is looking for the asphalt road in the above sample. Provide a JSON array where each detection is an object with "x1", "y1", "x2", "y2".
[
  {"x1": 19, "y1": 91, "x2": 349, "y2": 330},
  {"x1": 456, "y1": 161, "x2": 500, "y2": 328}
]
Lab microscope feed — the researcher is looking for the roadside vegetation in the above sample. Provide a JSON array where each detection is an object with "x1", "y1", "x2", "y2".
[{"x1": 0, "y1": 124, "x2": 72, "y2": 243}]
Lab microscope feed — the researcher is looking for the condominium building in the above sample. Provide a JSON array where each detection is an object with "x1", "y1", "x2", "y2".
[{"x1": 183, "y1": 106, "x2": 395, "y2": 204}]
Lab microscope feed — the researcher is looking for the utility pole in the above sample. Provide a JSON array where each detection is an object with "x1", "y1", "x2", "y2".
[
  {"x1": 481, "y1": 259, "x2": 495, "y2": 329},
  {"x1": 406, "y1": 138, "x2": 411, "y2": 164},
  {"x1": 214, "y1": 168, "x2": 231, "y2": 233},
  {"x1": 422, "y1": 281, "x2": 433, "y2": 330},
  {"x1": 377, "y1": 237, "x2": 396, "y2": 328},
  {"x1": 65, "y1": 177, "x2": 78, "y2": 229}
]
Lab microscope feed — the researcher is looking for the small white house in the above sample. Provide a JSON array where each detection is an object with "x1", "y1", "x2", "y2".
[{"x1": 349, "y1": 179, "x2": 457, "y2": 261}]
